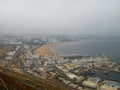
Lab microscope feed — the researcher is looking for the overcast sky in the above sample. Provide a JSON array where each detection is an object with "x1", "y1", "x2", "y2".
[{"x1": 0, "y1": 0, "x2": 120, "y2": 36}]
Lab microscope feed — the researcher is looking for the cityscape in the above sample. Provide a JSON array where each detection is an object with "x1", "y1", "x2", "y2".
[
  {"x1": 0, "y1": 0, "x2": 120, "y2": 90},
  {"x1": 0, "y1": 34, "x2": 120, "y2": 90}
]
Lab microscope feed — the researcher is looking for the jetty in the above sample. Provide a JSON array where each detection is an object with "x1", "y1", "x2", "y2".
[{"x1": 101, "y1": 54, "x2": 111, "y2": 61}]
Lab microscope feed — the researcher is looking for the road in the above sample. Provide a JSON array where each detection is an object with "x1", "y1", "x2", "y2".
[{"x1": 5, "y1": 45, "x2": 24, "y2": 70}]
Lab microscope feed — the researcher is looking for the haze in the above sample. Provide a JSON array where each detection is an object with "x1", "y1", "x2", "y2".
[{"x1": 0, "y1": 0, "x2": 120, "y2": 36}]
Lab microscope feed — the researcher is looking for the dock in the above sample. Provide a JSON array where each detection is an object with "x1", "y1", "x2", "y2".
[{"x1": 101, "y1": 54, "x2": 111, "y2": 61}]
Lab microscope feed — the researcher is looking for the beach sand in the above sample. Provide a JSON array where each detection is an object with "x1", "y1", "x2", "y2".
[{"x1": 34, "y1": 43, "x2": 64, "y2": 56}]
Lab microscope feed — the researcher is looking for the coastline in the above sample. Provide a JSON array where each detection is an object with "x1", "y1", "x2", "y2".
[
  {"x1": 34, "y1": 42, "x2": 65, "y2": 56},
  {"x1": 33, "y1": 40, "x2": 85, "y2": 57}
]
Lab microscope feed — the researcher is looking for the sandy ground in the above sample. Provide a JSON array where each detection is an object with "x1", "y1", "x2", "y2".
[{"x1": 34, "y1": 43, "x2": 64, "y2": 56}]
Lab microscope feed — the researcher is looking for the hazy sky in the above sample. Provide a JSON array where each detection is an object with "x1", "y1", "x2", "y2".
[{"x1": 0, "y1": 0, "x2": 120, "y2": 36}]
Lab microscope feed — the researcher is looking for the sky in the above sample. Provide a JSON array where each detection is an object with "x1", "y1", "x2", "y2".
[{"x1": 0, "y1": 0, "x2": 120, "y2": 36}]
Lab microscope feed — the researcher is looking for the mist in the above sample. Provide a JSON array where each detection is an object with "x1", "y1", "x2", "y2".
[{"x1": 0, "y1": 0, "x2": 120, "y2": 36}]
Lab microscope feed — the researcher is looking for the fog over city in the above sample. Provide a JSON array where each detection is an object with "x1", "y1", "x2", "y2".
[{"x1": 0, "y1": 0, "x2": 120, "y2": 36}]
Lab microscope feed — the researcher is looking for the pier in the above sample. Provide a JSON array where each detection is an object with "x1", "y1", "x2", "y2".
[{"x1": 101, "y1": 54, "x2": 111, "y2": 61}]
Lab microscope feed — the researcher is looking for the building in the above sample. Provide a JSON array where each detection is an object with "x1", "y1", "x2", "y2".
[
  {"x1": 100, "y1": 80, "x2": 120, "y2": 90},
  {"x1": 66, "y1": 73, "x2": 77, "y2": 79},
  {"x1": 82, "y1": 77, "x2": 100, "y2": 88}
]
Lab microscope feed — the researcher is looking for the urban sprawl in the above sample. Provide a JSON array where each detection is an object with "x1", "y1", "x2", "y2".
[{"x1": 0, "y1": 34, "x2": 120, "y2": 90}]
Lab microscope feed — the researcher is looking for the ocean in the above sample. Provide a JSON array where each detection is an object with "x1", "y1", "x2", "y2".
[{"x1": 52, "y1": 39, "x2": 120, "y2": 62}]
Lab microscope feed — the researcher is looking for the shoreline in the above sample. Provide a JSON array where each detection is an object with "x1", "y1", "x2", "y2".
[
  {"x1": 34, "y1": 42, "x2": 65, "y2": 56},
  {"x1": 33, "y1": 40, "x2": 87, "y2": 57}
]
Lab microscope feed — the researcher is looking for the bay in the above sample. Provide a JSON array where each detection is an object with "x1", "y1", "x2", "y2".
[{"x1": 52, "y1": 39, "x2": 120, "y2": 62}]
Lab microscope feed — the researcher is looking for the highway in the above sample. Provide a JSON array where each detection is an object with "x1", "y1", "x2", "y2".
[{"x1": 4, "y1": 45, "x2": 24, "y2": 71}]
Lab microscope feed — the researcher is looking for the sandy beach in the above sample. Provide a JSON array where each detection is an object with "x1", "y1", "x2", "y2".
[{"x1": 34, "y1": 43, "x2": 64, "y2": 56}]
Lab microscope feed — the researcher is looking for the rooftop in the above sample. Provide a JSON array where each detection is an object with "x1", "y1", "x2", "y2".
[{"x1": 103, "y1": 80, "x2": 120, "y2": 88}]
